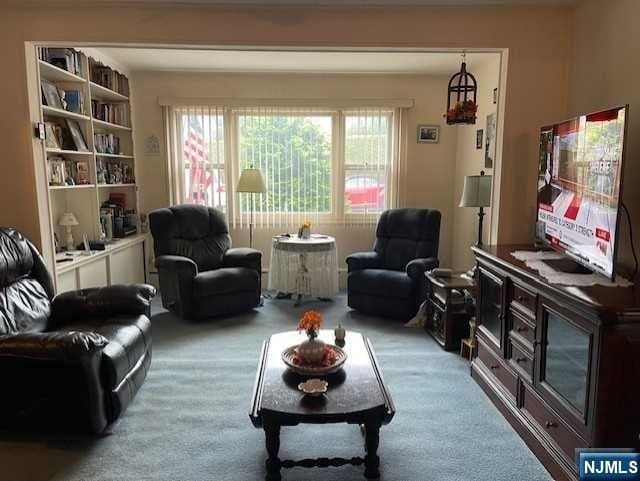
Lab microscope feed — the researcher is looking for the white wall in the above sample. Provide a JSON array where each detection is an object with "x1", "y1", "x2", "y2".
[
  {"x1": 131, "y1": 71, "x2": 461, "y2": 273},
  {"x1": 569, "y1": 0, "x2": 640, "y2": 275},
  {"x1": 451, "y1": 56, "x2": 501, "y2": 271}
]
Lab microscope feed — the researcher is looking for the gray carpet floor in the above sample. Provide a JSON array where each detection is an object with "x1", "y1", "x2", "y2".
[{"x1": 0, "y1": 293, "x2": 553, "y2": 481}]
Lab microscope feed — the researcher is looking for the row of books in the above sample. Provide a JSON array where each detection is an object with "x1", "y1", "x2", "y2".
[
  {"x1": 97, "y1": 159, "x2": 135, "y2": 185},
  {"x1": 89, "y1": 57, "x2": 130, "y2": 96},
  {"x1": 41, "y1": 79, "x2": 85, "y2": 114},
  {"x1": 38, "y1": 48, "x2": 83, "y2": 76},
  {"x1": 91, "y1": 100, "x2": 129, "y2": 127},
  {"x1": 94, "y1": 133, "x2": 122, "y2": 155}
]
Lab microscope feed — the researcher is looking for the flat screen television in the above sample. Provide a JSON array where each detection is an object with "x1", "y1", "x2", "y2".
[{"x1": 536, "y1": 105, "x2": 629, "y2": 280}]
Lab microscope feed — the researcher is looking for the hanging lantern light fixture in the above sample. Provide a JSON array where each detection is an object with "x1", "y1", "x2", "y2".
[{"x1": 446, "y1": 52, "x2": 478, "y2": 125}]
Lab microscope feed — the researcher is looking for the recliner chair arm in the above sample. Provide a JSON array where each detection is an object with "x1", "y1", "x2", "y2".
[
  {"x1": 406, "y1": 257, "x2": 439, "y2": 280},
  {"x1": 222, "y1": 248, "x2": 262, "y2": 272},
  {"x1": 155, "y1": 255, "x2": 198, "y2": 277},
  {"x1": 346, "y1": 251, "x2": 384, "y2": 272},
  {"x1": 50, "y1": 284, "x2": 156, "y2": 326},
  {"x1": 0, "y1": 331, "x2": 108, "y2": 361}
]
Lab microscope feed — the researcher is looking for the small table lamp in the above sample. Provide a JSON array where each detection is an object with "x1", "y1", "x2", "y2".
[
  {"x1": 59, "y1": 212, "x2": 79, "y2": 251},
  {"x1": 459, "y1": 170, "x2": 492, "y2": 246},
  {"x1": 236, "y1": 167, "x2": 266, "y2": 248}
]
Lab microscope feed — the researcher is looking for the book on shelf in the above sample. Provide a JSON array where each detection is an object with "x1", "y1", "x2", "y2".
[
  {"x1": 38, "y1": 47, "x2": 83, "y2": 76},
  {"x1": 94, "y1": 133, "x2": 121, "y2": 155},
  {"x1": 88, "y1": 57, "x2": 129, "y2": 96},
  {"x1": 91, "y1": 100, "x2": 129, "y2": 127},
  {"x1": 41, "y1": 79, "x2": 86, "y2": 115}
]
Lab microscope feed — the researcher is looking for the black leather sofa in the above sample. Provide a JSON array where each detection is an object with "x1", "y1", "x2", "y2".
[
  {"x1": 346, "y1": 208, "x2": 441, "y2": 320},
  {"x1": 0, "y1": 228, "x2": 156, "y2": 433},
  {"x1": 149, "y1": 204, "x2": 262, "y2": 320}
]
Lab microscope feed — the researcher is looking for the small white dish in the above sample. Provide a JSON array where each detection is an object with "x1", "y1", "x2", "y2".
[{"x1": 298, "y1": 378, "x2": 328, "y2": 397}]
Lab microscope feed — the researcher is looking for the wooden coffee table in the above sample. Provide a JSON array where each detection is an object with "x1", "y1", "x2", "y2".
[{"x1": 249, "y1": 329, "x2": 395, "y2": 480}]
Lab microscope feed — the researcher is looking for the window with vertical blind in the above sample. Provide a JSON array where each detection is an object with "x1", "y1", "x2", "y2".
[{"x1": 166, "y1": 103, "x2": 403, "y2": 227}]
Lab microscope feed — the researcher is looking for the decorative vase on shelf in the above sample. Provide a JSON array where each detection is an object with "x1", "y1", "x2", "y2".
[{"x1": 297, "y1": 334, "x2": 326, "y2": 364}]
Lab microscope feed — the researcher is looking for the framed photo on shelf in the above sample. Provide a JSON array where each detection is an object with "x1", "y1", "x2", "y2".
[
  {"x1": 75, "y1": 161, "x2": 90, "y2": 184},
  {"x1": 417, "y1": 125, "x2": 440, "y2": 144},
  {"x1": 65, "y1": 119, "x2": 89, "y2": 151},
  {"x1": 41, "y1": 79, "x2": 63, "y2": 109},
  {"x1": 44, "y1": 122, "x2": 62, "y2": 149},
  {"x1": 48, "y1": 160, "x2": 66, "y2": 186}
]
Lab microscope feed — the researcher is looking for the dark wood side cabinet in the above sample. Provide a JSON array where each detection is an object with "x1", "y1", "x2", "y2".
[{"x1": 471, "y1": 245, "x2": 640, "y2": 481}]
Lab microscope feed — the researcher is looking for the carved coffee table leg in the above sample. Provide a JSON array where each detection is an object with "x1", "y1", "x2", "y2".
[
  {"x1": 264, "y1": 422, "x2": 281, "y2": 481},
  {"x1": 363, "y1": 420, "x2": 381, "y2": 479}
]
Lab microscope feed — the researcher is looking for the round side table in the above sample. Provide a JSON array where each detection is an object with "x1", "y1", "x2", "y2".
[{"x1": 268, "y1": 234, "x2": 339, "y2": 305}]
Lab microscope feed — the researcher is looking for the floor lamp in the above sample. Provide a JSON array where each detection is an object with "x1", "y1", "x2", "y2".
[
  {"x1": 459, "y1": 170, "x2": 492, "y2": 277},
  {"x1": 236, "y1": 167, "x2": 266, "y2": 248}
]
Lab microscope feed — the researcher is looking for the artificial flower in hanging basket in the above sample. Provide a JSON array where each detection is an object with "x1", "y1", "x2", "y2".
[{"x1": 446, "y1": 99, "x2": 478, "y2": 125}]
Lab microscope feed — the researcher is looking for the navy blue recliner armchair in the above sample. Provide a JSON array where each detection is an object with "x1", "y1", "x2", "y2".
[{"x1": 346, "y1": 208, "x2": 441, "y2": 320}]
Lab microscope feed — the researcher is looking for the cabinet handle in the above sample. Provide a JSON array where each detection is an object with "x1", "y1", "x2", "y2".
[
  {"x1": 515, "y1": 357, "x2": 527, "y2": 363},
  {"x1": 490, "y1": 364, "x2": 499, "y2": 370},
  {"x1": 516, "y1": 325, "x2": 528, "y2": 332},
  {"x1": 545, "y1": 421, "x2": 558, "y2": 429}
]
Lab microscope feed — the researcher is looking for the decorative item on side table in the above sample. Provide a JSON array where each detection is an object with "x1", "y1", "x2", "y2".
[
  {"x1": 334, "y1": 323, "x2": 346, "y2": 347},
  {"x1": 236, "y1": 167, "x2": 266, "y2": 248},
  {"x1": 281, "y1": 310, "x2": 347, "y2": 376},
  {"x1": 425, "y1": 271, "x2": 474, "y2": 351},
  {"x1": 58, "y1": 212, "x2": 79, "y2": 251},
  {"x1": 298, "y1": 221, "x2": 311, "y2": 240},
  {"x1": 446, "y1": 52, "x2": 478, "y2": 125}
]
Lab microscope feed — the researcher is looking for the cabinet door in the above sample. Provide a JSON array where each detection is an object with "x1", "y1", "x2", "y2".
[
  {"x1": 110, "y1": 243, "x2": 145, "y2": 285},
  {"x1": 536, "y1": 300, "x2": 594, "y2": 433},
  {"x1": 477, "y1": 266, "x2": 505, "y2": 354}
]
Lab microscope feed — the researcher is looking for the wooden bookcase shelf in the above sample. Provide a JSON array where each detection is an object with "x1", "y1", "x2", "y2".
[
  {"x1": 42, "y1": 105, "x2": 91, "y2": 121},
  {"x1": 33, "y1": 47, "x2": 148, "y2": 293}
]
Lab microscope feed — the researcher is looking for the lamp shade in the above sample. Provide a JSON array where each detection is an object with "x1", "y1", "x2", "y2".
[
  {"x1": 58, "y1": 212, "x2": 79, "y2": 227},
  {"x1": 236, "y1": 168, "x2": 266, "y2": 193},
  {"x1": 459, "y1": 173, "x2": 492, "y2": 208}
]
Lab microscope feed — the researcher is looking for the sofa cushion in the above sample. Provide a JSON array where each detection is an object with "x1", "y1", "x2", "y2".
[
  {"x1": 193, "y1": 267, "x2": 259, "y2": 298},
  {"x1": 348, "y1": 269, "x2": 413, "y2": 298},
  {"x1": 61, "y1": 315, "x2": 151, "y2": 391}
]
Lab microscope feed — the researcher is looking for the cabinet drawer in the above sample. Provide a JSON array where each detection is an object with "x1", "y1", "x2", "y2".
[
  {"x1": 511, "y1": 283, "x2": 537, "y2": 318},
  {"x1": 522, "y1": 383, "x2": 588, "y2": 462},
  {"x1": 477, "y1": 338, "x2": 517, "y2": 400},
  {"x1": 509, "y1": 308, "x2": 536, "y2": 347},
  {"x1": 508, "y1": 339, "x2": 534, "y2": 383}
]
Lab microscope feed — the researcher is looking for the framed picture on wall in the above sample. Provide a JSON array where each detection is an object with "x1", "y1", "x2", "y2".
[
  {"x1": 485, "y1": 113, "x2": 497, "y2": 169},
  {"x1": 417, "y1": 125, "x2": 440, "y2": 144},
  {"x1": 476, "y1": 129, "x2": 483, "y2": 149}
]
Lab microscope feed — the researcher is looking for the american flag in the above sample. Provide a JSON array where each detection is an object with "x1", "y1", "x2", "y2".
[{"x1": 184, "y1": 117, "x2": 212, "y2": 205}]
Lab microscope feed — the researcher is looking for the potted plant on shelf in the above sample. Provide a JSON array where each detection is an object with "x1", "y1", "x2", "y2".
[{"x1": 296, "y1": 310, "x2": 325, "y2": 364}]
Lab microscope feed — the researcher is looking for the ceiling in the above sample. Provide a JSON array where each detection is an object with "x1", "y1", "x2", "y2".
[
  {"x1": 98, "y1": 48, "x2": 501, "y2": 74},
  {"x1": 12, "y1": 0, "x2": 576, "y2": 5}
]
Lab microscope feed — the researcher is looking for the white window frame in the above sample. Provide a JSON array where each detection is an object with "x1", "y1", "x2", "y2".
[{"x1": 165, "y1": 101, "x2": 404, "y2": 226}]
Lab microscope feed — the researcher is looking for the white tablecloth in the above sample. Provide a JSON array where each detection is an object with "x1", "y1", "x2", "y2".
[{"x1": 268, "y1": 234, "x2": 339, "y2": 298}]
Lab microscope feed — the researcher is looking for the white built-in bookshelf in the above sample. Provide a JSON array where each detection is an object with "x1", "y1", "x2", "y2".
[{"x1": 34, "y1": 47, "x2": 148, "y2": 293}]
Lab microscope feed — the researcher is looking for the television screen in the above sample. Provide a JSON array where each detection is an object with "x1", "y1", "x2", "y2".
[{"x1": 536, "y1": 106, "x2": 628, "y2": 279}]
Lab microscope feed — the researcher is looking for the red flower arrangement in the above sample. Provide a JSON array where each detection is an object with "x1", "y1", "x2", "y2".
[
  {"x1": 446, "y1": 99, "x2": 478, "y2": 124},
  {"x1": 298, "y1": 310, "x2": 323, "y2": 339}
]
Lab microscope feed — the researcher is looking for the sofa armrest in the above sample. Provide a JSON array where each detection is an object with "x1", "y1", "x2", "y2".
[
  {"x1": 406, "y1": 257, "x2": 439, "y2": 280},
  {"x1": 51, "y1": 284, "x2": 156, "y2": 326},
  {"x1": 222, "y1": 247, "x2": 262, "y2": 272},
  {"x1": 346, "y1": 251, "x2": 383, "y2": 272},
  {"x1": 0, "y1": 331, "x2": 108, "y2": 361},
  {"x1": 154, "y1": 255, "x2": 198, "y2": 319}
]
